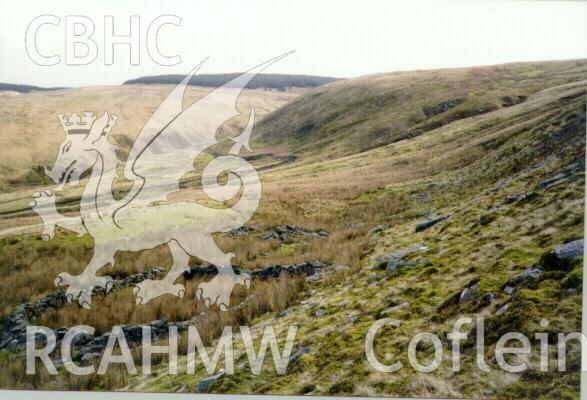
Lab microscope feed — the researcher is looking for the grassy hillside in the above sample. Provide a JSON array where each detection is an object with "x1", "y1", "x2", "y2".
[
  {"x1": 0, "y1": 60, "x2": 584, "y2": 398},
  {"x1": 254, "y1": 60, "x2": 587, "y2": 158},
  {"x1": 0, "y1": 85, "x2": 301, "y2": 194}
]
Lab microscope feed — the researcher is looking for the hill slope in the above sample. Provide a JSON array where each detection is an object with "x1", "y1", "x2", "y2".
[{"x1": 254, "y1": 59, "x2": 587, "y2": 158}]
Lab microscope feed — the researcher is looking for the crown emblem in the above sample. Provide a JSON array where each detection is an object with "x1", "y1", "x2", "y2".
[{"x1": 58, "y1": 112, "x2": 117, "y2": 136}]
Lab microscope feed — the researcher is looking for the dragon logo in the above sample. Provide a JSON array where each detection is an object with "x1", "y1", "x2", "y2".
[{"x1": 29, "y1": 54, "x2": 290, "y2": 311}]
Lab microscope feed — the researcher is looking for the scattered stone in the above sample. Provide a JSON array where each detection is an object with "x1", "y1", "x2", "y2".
[
  {"x1": 480, "y1": 293, "x2": 496, "y2": 305},
  {"x1": 337, "y1": 300, "x2": 351, "y2": 307},
  {"x1": 496, "y1": 303, "x2": 511, "y2": 315},
  {"x1": 459, "y1": 283, "x2": 479, "y2": 304},
  {"x1": 380, "y1": 302, "x2": 409, "y2": 315},
  {"x1": 278, "y1": 308, "x2": 293, "y2": 318},
  {"x1": 503, "y1": 286, "x2": 516, "y2": 296},
  {"x1": 315, "y1": 309, "x2": 327, "y2": 317},
  {"x1": 367, "y1": 274, "x2": 380, "y2": 281},
  {"x1": 477, "y1": 213, "x2": 496, "y2": 226},
  {"x1": 367, "y1": 282, "x2": 378, "y2": 289},
  {"x1": 504, "y1": 192, "x2": 536, "y2": 204},
  {"x1": 368, "y1": 225, "x2": 385, "y2": 234},
  {"x1": 195, "y1": 369, "x2": 226, "y2": 393},
  {"x1": 415, "y1": 216, "x2": 447, "y2": 232}
]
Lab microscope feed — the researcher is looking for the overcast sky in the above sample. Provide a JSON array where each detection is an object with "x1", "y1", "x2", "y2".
[{"x1": 0, "y1": 0, "x2": 586, "y2": 87}]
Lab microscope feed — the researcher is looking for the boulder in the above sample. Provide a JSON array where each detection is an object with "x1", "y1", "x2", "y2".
[
  {"x1": 386, "y1": 260, "x2": 425, "y2": 276},
  {"x1": 503, "y1": 286, "x2": 516, "y2": 296},
  {"x1": 542, "y1": 239, "x2": 584, "y2": 270},
  {"x1": 150, "y1": 319, "x2": 169, "y2": 329},
  {"x1": 375, "y1": 244, "x2": 428, "y2": 270},
  {"x1": 508, "y1": 268, "x2": 543, "y2": 287},
  {"x1": 504, "y1": 192, "x2": 536, "y2": 205},
  {"x1": 415, "y1": 216, "x2": 447, "y2": 232},
  {"x1": 553, "y1": 239, "x2": 584, "y2": 261},
  {"x1": 289, "y1": 346, "x2": 311, "y2": 364},
  {"x1": 537, "y1": 173, "x2": 578, "y2": 190},
  {"x1": 278, "y1": 308, "x2": 293, "y2": 318},
  {"x1": 315, "y1": 309, "x2": 327, "y2": 317},
  {"x1": 459, "y1": 283, "x2": 479, "y2": 304}
]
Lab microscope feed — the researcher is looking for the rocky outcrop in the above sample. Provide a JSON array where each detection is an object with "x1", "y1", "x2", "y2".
[
  {"x1": 184, "y1": 261, "x2": 327, "y2": 280},
  {"x1": 225, "y1": 224, "x2": 260, "y2": 237},
  {"x1": 261, "y1": 225, "x2": 328, "y2": 241}
]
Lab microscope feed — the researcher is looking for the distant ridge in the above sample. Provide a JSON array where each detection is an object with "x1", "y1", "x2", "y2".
[
  {"x1": 124, "y1": 73, "x2": 339, "y2": 90},
  {"x1": 0, "y1": 83, "x2": 68, "y2": 94}
]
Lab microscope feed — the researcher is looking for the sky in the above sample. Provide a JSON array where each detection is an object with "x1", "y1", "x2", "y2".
[{"x1": 0, "y1": 0, "x2": 586, "y2": 87}]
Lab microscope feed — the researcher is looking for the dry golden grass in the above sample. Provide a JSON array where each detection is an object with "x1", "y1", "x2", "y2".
[{"x1": 37, "y1": 275, "x2": 304, "y2": 335}]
